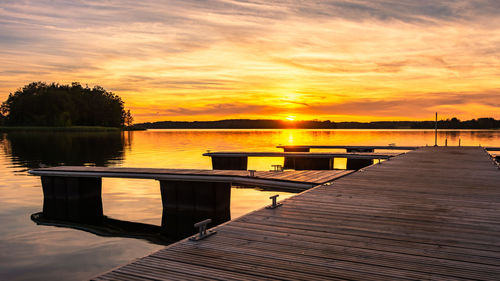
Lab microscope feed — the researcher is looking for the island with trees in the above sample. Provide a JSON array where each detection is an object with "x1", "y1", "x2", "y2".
[{"x1": 0, "y1": 82, "x2": 134, "y2": 130}]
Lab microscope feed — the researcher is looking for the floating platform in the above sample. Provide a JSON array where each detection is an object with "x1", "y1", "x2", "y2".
[
  {"x1": 203, "y1": 151, "x2": 401, "y2": 170},
  {"x1": 94, "y1": 147, "x2": 500, "y2": 280},
  {"x1": 203, "y1": 151, "x2": 399, "y2": 158},
  {"x1": 29, "y1": 167, "x2": 355, "y2": 239},
  {"x1": 277, "y1": 145, "x2": 419, "y2": 151},
  {"x1": 29, "y1": 167, "x2": 354, "y2": 191}
]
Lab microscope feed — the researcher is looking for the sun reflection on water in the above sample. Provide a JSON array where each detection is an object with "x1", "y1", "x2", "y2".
[{"x1": 1, "y1": 129, "x2": 500, "y2": 280}]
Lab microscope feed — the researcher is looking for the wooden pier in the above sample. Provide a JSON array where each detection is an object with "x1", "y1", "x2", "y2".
[
  {"x1": 95, "y1": 146, "x2": 500, "y2": 280},
  {"x1": 277, "y1": 145, "x2": 419, "y2": 151},
  {"x1": 203, "y1": 152, "x2": 400, "y2": 157},
  {"x1": 203, "y1": 151, "x2": 400, "y2": 170},
  {"x1": 29, "y1": 167, "x2": 354, "y2": 238},
  {"x1": 30, "y1": 167, "x2": 353, "y2": 191}
]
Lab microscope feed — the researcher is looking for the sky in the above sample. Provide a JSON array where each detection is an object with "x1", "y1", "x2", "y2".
[{"x1": 1, "y1": 0, "x2": 499, "y2": 122}]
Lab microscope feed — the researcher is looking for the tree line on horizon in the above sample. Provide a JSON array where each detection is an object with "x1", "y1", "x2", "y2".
[
  {"x1": 136, "y1": 118, "x2": 500, "y2": 129},
  {"x1": 0, "y1": 82, "x2": 133, "y2": 127}
]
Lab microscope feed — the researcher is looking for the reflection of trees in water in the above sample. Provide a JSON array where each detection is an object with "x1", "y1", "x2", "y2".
[
  {"x1": 0, "y1": 133, "x2": 5, "y2": 147},
  {"x1": 3, "y1": 131, "x2": 128, "y2": 170}
]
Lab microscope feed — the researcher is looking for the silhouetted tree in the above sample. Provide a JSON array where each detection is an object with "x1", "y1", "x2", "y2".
[
  {"x1": 124, "y1": 109, "x2": 134, "y2": 126},
  {"x1": 1, "y1": 82, "x2": 127, "y2": 127}
]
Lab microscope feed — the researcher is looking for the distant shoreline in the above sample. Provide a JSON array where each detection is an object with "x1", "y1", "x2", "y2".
[
  {"x1": 2, "y1": 119, "x2": 499, "y2": 131},
  {"x1": 135, "y1": 118, "x2": 500, "y2": 130}
]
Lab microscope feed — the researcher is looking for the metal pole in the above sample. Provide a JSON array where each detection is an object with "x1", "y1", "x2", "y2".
[{"x1": 434, "y1": 112, "x2": 438, "y2": 147}]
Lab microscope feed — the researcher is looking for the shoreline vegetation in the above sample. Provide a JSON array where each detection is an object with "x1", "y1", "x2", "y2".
[
  {"x1": 0, "y1": 82, "x2": 134, "y2": 128},
  {"x1": 136, "y1": 118, "x2": 500, "y2": 130},
  {"x1": 0, "y1": 126, "x2": 145, "y2": 131},
  {"x1": 0, "y1": 126, "x2": 122, "y2": 132}
]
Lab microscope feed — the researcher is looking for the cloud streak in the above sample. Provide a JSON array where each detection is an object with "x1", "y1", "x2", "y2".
[{"x1": 0, "y1": 0, "x2": 499, "y2": 121}]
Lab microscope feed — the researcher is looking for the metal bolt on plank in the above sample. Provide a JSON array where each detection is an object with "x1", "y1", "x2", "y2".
[
  {"x1": 266, "y1": 194, "x2": 282, "y2": 209},
  {"x1": 189, "y1": 219, "x2": 216, "y2": 241}
]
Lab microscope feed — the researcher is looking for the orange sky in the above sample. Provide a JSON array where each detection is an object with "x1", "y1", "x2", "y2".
[{"x1": 1, "y1": 1, "x2": 499, "y2": 122}]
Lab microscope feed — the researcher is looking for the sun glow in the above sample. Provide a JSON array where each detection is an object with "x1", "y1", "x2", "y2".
[{"x1": 0, "y1": 1, "x2": 499, "y2": 122}]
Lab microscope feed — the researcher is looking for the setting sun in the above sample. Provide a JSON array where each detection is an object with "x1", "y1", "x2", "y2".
[{"x1": 286, "y1": 116, "x2": 296, "y2": 121}]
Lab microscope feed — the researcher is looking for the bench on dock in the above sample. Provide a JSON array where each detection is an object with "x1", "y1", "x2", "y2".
[
  {"x1": 29, "y1": 167, "x2": 353, "y2": 237},
  {"x1": 203, "y1": 151, "x2": 400, "y2": 170}
]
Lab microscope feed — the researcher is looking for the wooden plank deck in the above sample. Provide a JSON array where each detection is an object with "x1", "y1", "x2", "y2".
[
  {"x1": 94, "y1": 147, "x2": 500, "y2": 280},
  {"x1": 29, "y1": 167, "x2": 354, "y2": 191}
]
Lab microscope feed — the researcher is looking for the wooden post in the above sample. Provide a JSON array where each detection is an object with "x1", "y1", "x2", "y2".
[
  {"x1": 211, "y1": 156, "x2": 248, "y2": 170},
  {"x1": 159, "y1": 180, "x2": 231, "y2": 239},
  {"x1": 41, "y1": 176, "x2": 103, "y2": 223},
  {"x1": 292, "y1": 157, "x2": 333, "y2": 170},
  {"x1": 346, "y1": 159, "x2": 373, "y2": 170},
  {"x1": 283, "y1": 147, "x2": 310, "y2": 169},
  {"x1": 346, "y1": 148, "x2": 374, "y2": 170},
  {"x1": 434, "y1": 112, "x2": 438, "y2": 147},
  {"x1": 346, "y1": 148, "x2": 374, "y2": 153}
]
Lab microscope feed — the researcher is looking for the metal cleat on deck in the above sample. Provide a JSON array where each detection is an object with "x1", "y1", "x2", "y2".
[
  {"x1": 248, "y1": 170, "x2": 256, "y2": 177},
  {"x1": 189, "y1": 219, "x2": 216, "y2": 241},
  {"x1": 266, "y1": 194, "x2": 283, "y2": 209}
]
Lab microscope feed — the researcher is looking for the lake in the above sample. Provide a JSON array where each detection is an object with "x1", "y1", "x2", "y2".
[{"x1": 0, "y1": 129, "x2": 499, "y2": 280}]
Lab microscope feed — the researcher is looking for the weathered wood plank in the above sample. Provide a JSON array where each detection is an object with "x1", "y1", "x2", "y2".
[
  {"x1": 169, "y1": 236, "x2": 499, "y2": 280},
  {"x1": 218, "y1": 224, "x2": 500, "y2": 265}
]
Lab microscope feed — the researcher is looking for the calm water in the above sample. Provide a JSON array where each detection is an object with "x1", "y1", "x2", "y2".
[{"x1": 1, "y1": 129, "x2": 499, "y2": 280}]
